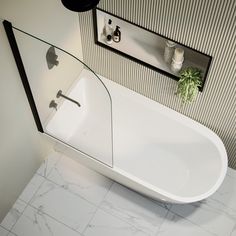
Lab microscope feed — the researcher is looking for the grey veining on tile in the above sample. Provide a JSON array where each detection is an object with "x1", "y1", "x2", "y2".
[
  {"x1": 2, "y1": 151, "x2": 236, "y2": 236},
  {"x1": 157, "y1": 211, "x2": 214, "y2": 236},
  {"x1": 29, "y1": 179, "x2": 97, "y2": 233},
  {"x1": 0, "y1": 226, "x2": 9, "y2": 236},
  {"x1": 0, "y1": 199, "x2": 27, "y2": 231},
  {"x1": 100, "y1": 183, "x2": 168, "y2": 235},
  {"x1": 150, "y1": 200, "x2": 172, "y2": 211},
  {"x1": 210, "y1": 168, "x2": 236, "y2": 212},
  {"x1": 84, "y1": 209, "x2": 149, "y2": 236},
  {"x1": 170, "y1": 198, "x2": 236, "y2": 236},
  {"x1": 19, "y1": 174, "x2": 45, "y2": 203},
  {"x1": 47, "y1": 155, "x2": 113, "y2": 205},
  {"x1": 37, "y1": 151, "x2": 62, "y2": 177},
  {"x1": 11, "y1": 206, "x2": 82, "y2": 236}
]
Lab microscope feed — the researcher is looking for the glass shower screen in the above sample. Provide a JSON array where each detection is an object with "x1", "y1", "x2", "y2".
[{"x1": 4, "y1": 21, "x2": 113, "y2": 167}]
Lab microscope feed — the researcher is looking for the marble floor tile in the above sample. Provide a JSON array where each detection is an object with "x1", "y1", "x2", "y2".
[
  {"x1": 0, "y1": 226, "x2": 9, "y2": 236},
  {"x1": 150, "y1": 200, "x2": 172, "y2": 211},
  {"x1": 170, "y1": 198, "x2": 236, "y2": 236},
  {"x1": 84, "y1": 209, "x2": 149, "y2": 236},
  {"x1": 47, "y1": 155, "x2": 113, "y2": 205},
  {"x1": 18, "y1": 174, "x2": 45, "y2": 203},
  {"x1": 3, "y1": 152, "x2": 236, "y2": 236},
  {"x1": 227, "y1": 168, "x2": 236, "y2": 178},
  {"x1": 157, "y1": 211, "x2": 214, "y2": 236},
  {"x1": 100, "y1": 183, "x2": 168, "y2": 235},
  {"x1": 29, "y1": 179, "x2": 97, "y2": 233},
  {"x1": 37, "y1": 152, "x2": 62, "y2": 177},
  {"x1": 0, "y1": 199, "x2": 27, "y2": 231},
  {"x1": 210, "y1": 168, "x2": 236, "y2": 211},
  {"x1": 11, "y1": 206, "x2": 82, "y2": 236}
]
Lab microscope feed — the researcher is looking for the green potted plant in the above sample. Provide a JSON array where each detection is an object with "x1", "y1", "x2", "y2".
[{"x1": 176, "y1": 67, "x2": 202, "y2": 104}]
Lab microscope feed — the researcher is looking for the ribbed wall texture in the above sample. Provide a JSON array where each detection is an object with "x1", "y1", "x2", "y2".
[{"x1": 78, "y1": 0, "x2": 236, "y2": 168}]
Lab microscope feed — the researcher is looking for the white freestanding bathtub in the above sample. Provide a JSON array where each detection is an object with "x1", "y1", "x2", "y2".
[{"x1": 46, "y1": 69, "x2": 228, "y2": 204}]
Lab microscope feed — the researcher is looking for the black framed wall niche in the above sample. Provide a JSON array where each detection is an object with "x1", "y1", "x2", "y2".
[{"x1": 93, "y1": 8, "x2": 212, "y2": 92}]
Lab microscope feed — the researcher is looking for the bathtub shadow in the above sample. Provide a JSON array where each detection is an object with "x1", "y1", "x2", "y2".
[
  {"x1": 103, "y1": 182, "x2": 172, "y2": 218},
  {"x1": 170, "y1": 200, "x2": 205, "y2": 218}
]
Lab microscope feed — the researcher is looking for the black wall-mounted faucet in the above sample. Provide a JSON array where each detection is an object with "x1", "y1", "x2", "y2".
[{"x1": 57, "y1": 90, "x2": 81, "y2": 107}]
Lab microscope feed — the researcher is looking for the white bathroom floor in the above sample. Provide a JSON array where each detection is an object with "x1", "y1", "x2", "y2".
[{"x1": 1, "y1": 152, "x2": 236, "y2": 236}]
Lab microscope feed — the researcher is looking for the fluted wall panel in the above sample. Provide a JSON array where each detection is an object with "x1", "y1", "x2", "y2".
[{"x1": 78, "y1": 0, "x2": 236, "y2": 168}]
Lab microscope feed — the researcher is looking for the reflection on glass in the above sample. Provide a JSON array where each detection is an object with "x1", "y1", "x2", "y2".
[{"x1": 13, "y1": 28, "x2": 113, "y2": 167}]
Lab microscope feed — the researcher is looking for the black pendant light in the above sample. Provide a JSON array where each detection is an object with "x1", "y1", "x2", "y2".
[{"x1": 61, "y1": 0, "x2": 100, "y2": 12}]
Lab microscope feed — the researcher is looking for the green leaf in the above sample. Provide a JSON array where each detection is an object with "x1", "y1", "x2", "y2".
[{"x1": 176, "y1": 67, "x2": 202, "y2": 104}]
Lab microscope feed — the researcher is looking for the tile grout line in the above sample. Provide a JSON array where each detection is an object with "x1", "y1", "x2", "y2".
[
  {"x1": 7, "y1": 159, "x2": 172, "y2": 236},
  {"x1": 213, "y1": 199, "x2": 236, "y2": 215},
  {"x1": 94, "y1": 206, "x2": 151, "y2": 236},
  {"x1": 101, "y1": 180, "x2": 115, "y2": 200},
  {"x1": 36, "y1": 155, "x2": 49, "y2": 178},
  {"x1": 96, "y1": 200, "x2": 158, "y2": 234},
  {"x1": 150, "y1": 199, "x2": 172, "y2": 211},
  {"x1": 38, "y1": 162, "x2": 115, "y2": 211},
  {"x1": 42, "y1": 176, "x2": 102, "y2": 208},
  {"x1": 5, "y1": 199, "x2": 27, "y2": 235},
  {"x1": 8, "y1": 175, "x2": 48, "y2": 234},
  {"x1": 8, "y1": 152, "x2": 221, "y2": 236},
  {"x1": 27, "y1": 204, "x2": 83, "y2": 235},
  {"x1": 1, "y1": 174, "x2": 45, "y2": 233},
  {"x1": 1, "y1": 161, "x2": 50, "y2": 233},
  {"x1": 7, "y1": 154, "x2": 84, "y2": 235},
  {"x1": 81, "y1": 180, "x2": 157, "y2": 236},
  {"x1": 6, "y1": 230, "x2": 17, "y2": 236},
  {"x1": 0, "y1": 225, "x2": 11, "y2": 234},
  {"x1": 154, "y1": 207, "x2": 171, "y2": 236},
  {"x1": 81, "y1": 180, "x2": 115, "y2": 235},
  {"x1": 38, "y1": 153, "x2": 63, "y2": 178},
  {"x1": 47, "y1": 153, "x2": 64, "y2": 177},
  {"x1": 80, "y1": 205, "x2": 100, "y2": 235},
  {"x1": 95, "y1": 183, "x2": 172, "y2": 236},
  {"x1": 13, "y1": 168, "x2": 112, "y2": 235},
  {"x1": 168, "y1": 207, "x2": 218, "y2": 236}
]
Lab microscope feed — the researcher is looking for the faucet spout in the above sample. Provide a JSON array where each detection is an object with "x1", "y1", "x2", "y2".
[{"x1": 56, "y1": 90, "x2": 81, "y2": 107}]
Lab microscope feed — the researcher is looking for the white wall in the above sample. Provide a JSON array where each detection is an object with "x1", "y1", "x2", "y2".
[
  {"x1": 1, "y1": 0, "x2": 84, "y2": 125},
  {"x1": 0, "y1": 0, "x2": 83, "y2": 221}
]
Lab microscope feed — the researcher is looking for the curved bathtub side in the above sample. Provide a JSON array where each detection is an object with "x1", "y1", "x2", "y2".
[
  {"x1": 189, "y1": 128, "x2": 228, "y2": 201},
  {"x1": 52, "y1": 137, "x2": 178, "y2": 202},
  {"x1": 50, "y1": 132, "x2": 228, "y2": 204},
  {"x1": 99, "y1": 74, "x2": 228, "y2": 203},
  {"x1": 51, "y1": 136, "x2": 208, "y2": 204}
]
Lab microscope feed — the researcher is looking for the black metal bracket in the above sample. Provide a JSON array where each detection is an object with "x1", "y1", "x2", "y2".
[{"x1": 46, "y1": 46, "x2": 59, "y2": 69}]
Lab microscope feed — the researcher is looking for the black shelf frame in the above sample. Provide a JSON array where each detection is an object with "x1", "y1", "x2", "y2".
[{"x1": 93, "y1": 8, "x2": 212, "y2": 92}]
